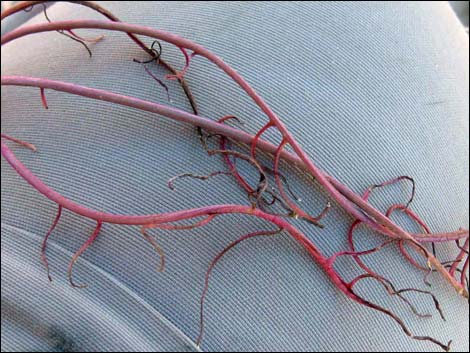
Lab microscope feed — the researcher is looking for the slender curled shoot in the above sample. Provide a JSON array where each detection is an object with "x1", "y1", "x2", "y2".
[
  {"x1": 328, "y1": 239, "x2": 396, "y2": 267},
  {"x1": 456, "y1": 240, "x2": 469, "y2": 255},
  {"x1": 329, "y1": 239, "x2": 445, "y2": 320},
  {"x1": 364, "y1": 176, "x2": 416, "y2": 209},
  {"x1": 168, "y1": 171, "x2": 232, "y2": 191},
  {"x1": 168, "y1": 163, "x2": 293, "y2": 217},
  {"x1": 29, "y1": 3, "x2": 104, "y2": 44},
  {"x1": 345, "y1": 175, "x2": 452, "y2": 332},
  {"x1": 1, "y1": 134, "x2": 37, "y2": 152},
  {"x1": 378, "y1": 202, "x2": 438, "y2": 272},
  {"x1": 348, "y1": 177, "x2": 438, "y2": 288},
  {"x1": 40, "y1": 87, "x2": 49, "y2": 109},
  {"x1": 461, "y1": 257, "x2": 469, "y2": 290},
  {"x1": 212, "y1": 119, "x2": 296, "y2": 203},
  {"x1": 133, "y1": 40, "x2": 171, "y2": 102},
  {"x1": 395, "y1": 287, "x2": 446, "y2": 321},
  {"x1": 140, "y1": 227, "x2": 166, "y2": 272},
  {"x1": 215, "y1": 116, "x2": 249, "y2": 191},
  {"x1": 263, "y1": 166, "x2": 302, "y2": 202},
  {"x1": 360, "y1": 176, "x2": 423, "y2": 257},
  {"x1": 133, "y1": 40, "x2": 162, "y2": 64},
  {"x1": 450, "y1": 237, "x2": 469, "y2": 278},
  {"x1": 68, "y1": 222, "x2": 103, "y2": 289},
  {"x1": 206, "y1": 147, "x2": 270, "y2": 206},
  {"x1": 38, "y1": 3, "x2": 94, "y2": 57},
  {"x1": 347, "y1": 275, "x2": 451, "y2": 352},
  {"x1": 385, "y1": 205, "x2": 436, "y2": 286},
  {"x1": 217, "y1": 115, "x2": 245, "y2": 126},
  {"x1": 213, "y1": 117, "x2": 272, "y2": 207},
  {"x1": 140, "y1": 65, "x2": 171, "y2": 102},
  {"x1": 250, "y1": 122, "x2": 273, "y2": 160},
  {"x1": 222, "y1": 118, "x2": 310, "y2": 210},
  {"x1": 196, "y1": 227, "x2": 283, "y2": 347},
  {"x1": 349, "y1": 275, "x2": 444, "y2": 320},
  {"x1": 274, "y1": 139, "x2": 330, "y2": 226},
  {"x1": 141, "y1": 216, "x2": 219, "y2": 272},
  {"x1": 41, "y1": 205, "x2": 63, "y2": 282},
  {"x1": 258, "y1": 154, "x2": 331, "y2": 220},
  {"x1": 200, "y1": 125, "x2": 295, "y2": 215},
  {"x1": 133, "y1": 41, "x2": 171, "y2": 101},
  {"x1": 205, "y1": 118, "x2": 330, "y2": 223},
  {"x1": 165, "y1": 47, "x2": 197, "y2": 81},
  {"x1": 203, "y1": 118, "x2": 257, "y2": 197}
]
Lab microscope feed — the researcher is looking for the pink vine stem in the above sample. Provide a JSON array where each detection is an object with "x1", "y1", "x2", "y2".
[
  {"x1": 1, "y1": 133, "x2": 37, "y2": 152},
  {"x1": 216, "y1": 116, "x2": 255, "y2": 195},
  {"x1": 450, "y1": 237, "x2": 469, "y2": 277},
  {"x1": 0, "y1": 136, "x2": 459, "y2": 349},
  {"x1": 0, "y1": 0, "x2": 199, "y2": 114},
  {"x1": 1, "y1": 8, "x2": 468, "y2": 349},
  {"x1": 41, "y1": 205, "x2": 63, "y2": 282},
  {"x1": 67, "y1": 221, "x2": 103, "y2": 288},
  {"x1": 196, "y1": 228, "x2": 282, "y2": 347},
  {"x1": 349, "y1": 179, "x2": 432, "y2": 287},
  {"x1": 1, "y1": 77, "x2": 465, "y2": 243},
  {"x1": 0, "y1": 21, "x2": 452, "y2": 234},
  {"x1": 1, "y1": 19, "x2": 468, "y2": 298}
]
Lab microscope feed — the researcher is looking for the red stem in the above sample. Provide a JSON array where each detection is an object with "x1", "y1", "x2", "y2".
[
  {"x1": 274, "y1": 139, "x2": 324, "y2": 224},
  {"x1": 461, "y1": 257, "x2": 469, "y2": 287},
  {"x1": 1, "y1": 20, "x2": 468, "y2": 297},
  {"x1": 1, "y1": 133, "x2": 37, "y2": 152},
  {"x1": 450, "y1": 237, "x2": 469, "y2": 277},
  {"x1": 217, "y1": 116, "x2": 255, "y2": 194},
  {"x1": 68, "y1": 221, "x2": 103, "y2": 288},
  {"x1": 3, "y1": 76, "x2": 467, "y2": 242},
  {"x1": 41, "y1": 205, "x2": 63, "y2": 282},
  {"x1": 196, "y1": 228, "x2": 281, "y2": 346},
  {"x1": 0, "y1": 0, "x2": 199, "y2": 115}
]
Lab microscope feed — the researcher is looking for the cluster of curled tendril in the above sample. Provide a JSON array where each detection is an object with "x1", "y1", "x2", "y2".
[{"x1": 1, "y1": 2, "x2": 468, "y2": 351}]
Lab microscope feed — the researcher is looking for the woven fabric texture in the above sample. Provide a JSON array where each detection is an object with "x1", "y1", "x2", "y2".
[{"x1": 1, "y1": 2, "x2": 469, "y2": 352}]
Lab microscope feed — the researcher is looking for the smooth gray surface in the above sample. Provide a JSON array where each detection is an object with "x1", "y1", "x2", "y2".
[
  {"x1": 450, "y1": 1, "x2": 469, "y2": 27},
  {"x1": 1, "y1": 2, "x2": 469, "y2": 352}
]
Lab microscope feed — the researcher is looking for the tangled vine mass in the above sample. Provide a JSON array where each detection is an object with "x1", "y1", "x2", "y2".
[{"x1": 1, "y1": 2, "x2": 468, "y2": 351}]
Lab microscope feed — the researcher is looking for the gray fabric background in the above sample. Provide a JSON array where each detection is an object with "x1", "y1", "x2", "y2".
[{"x1": 1, "y1": 1, "x2": 469, "y2": 352}]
